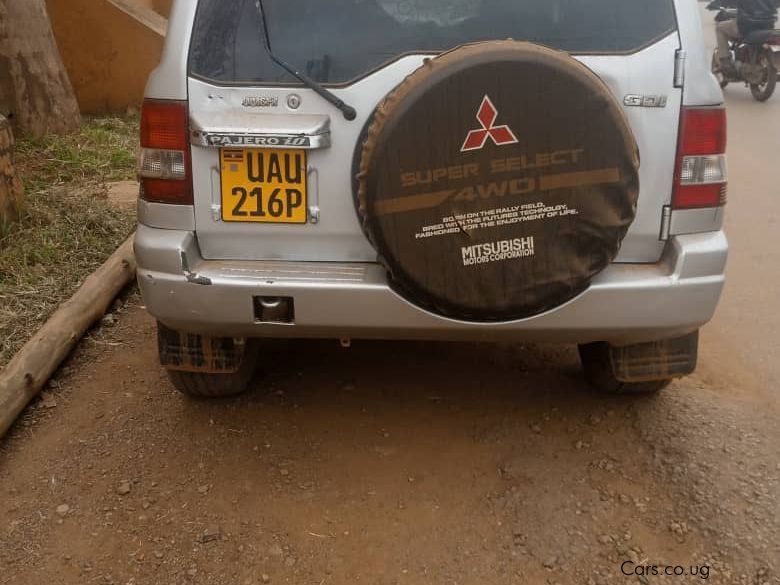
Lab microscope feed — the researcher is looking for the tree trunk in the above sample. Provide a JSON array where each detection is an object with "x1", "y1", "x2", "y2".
[
  {"x1": 0, "y1": 114, "x2": 23, "y2": 226},
  {"x1": 0, "y1": 0, "x2": 81, "y2": 137}
]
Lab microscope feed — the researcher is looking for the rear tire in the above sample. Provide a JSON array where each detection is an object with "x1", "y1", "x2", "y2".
[
  {"x1": 166, "y1": 344, "x2": 258, "y2": 398},
  {"x1": 750, "y1": 51, "x2": 777, "y2": 102},
  {"x1": 578, "y1": 342, "x2": 670, "y2": 395}
]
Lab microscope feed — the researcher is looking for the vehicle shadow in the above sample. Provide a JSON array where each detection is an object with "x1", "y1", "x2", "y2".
[
  {"x1": 246, "y1": 338, "x2": 607, "y2": 410},
  {"x1": 182, "y1": 337, "x2": 657, "y2": 447}
]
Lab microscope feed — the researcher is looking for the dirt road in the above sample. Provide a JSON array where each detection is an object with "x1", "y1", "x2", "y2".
[{"x1": 2, "y1": 18, "x2": 779, "y2": 585}]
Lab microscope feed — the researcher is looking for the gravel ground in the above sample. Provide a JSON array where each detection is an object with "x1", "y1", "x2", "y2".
[{"x1": 0, "y1": 299, "x2": 777, "y2": 585}]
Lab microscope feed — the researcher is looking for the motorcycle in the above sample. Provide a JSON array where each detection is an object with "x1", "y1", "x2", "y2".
[{"x1": 707, "y1": 1, "x2": 780, "y2": 102}]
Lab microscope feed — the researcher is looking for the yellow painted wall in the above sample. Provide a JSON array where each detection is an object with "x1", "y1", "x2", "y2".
[
  {"x1": 152, "y1": 0, "x2": 173, "y2": 17},
  {"x1": 135, "y1": 0, "x2": 172, "y2": 17},
  {"x1": 46, "y1": 0, "x2": 166, "y2": 114}
]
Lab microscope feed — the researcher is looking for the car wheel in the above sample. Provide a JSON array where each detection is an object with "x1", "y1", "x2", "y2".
[
  {"x1": 749, "y1": 50, "x2": 777, "y2": 102},
  {"x1": 166, "y1": 349, "x2": 258, "y2": 398},
  {"x1": 157, "y1": 322, "x2": 260, "y2": 398}
]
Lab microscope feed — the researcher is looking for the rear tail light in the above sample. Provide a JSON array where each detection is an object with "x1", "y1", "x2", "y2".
[
  {"x1": 139, "y1": 99, "x2": 192, "y2": 205},
  {"x1": 672, "y1": 107, "x2": 727, "y2": 210}
]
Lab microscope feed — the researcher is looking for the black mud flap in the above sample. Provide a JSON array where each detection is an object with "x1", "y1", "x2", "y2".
[
  {"x1": 157, "y1": 322, "x2": 246, "y2": 374},
  {"x1": 610, "y1": 331, "x2": 699, "y2": 383}
]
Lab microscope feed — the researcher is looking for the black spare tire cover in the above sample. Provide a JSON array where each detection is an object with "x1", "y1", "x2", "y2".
[{"x1": 356, "y1": 41, "x2": 639, "y2": 322}]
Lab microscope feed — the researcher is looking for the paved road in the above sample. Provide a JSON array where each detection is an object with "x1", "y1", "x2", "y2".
[{"x1": 1, "y1": 12, "x2": 779, "y2": 585}]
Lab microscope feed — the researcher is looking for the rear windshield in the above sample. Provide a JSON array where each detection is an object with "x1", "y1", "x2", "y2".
[{"x1": 190, "y1": 0, "x2": 677, "y2": 85}]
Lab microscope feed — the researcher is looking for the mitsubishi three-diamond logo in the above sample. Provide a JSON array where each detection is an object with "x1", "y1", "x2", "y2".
[{"x1": 460, "y1": 95, "x2": 519, "y2": 153}]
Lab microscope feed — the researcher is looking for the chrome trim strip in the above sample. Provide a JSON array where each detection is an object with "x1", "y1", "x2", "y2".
[{"x1": 190, "y1": 131, "x2": 330, "y2": 150}]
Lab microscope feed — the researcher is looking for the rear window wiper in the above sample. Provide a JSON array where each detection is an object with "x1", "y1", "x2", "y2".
[{"x1": 255, "y1": 0, "x2": 357, "y2": 121}]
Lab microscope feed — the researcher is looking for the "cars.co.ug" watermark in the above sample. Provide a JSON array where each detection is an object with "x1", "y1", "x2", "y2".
[{"x1": 621, "y1": 560, "x2": 711, "y2": 580}]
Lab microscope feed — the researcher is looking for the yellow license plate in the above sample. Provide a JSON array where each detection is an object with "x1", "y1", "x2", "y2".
[{"x1": 220, "y1": 148, "x2": 307, "y2": 223}]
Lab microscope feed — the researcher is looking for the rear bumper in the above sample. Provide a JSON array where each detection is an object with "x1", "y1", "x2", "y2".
[{"x1": 135, "y1": 224, "x2": 728, "y2": 345}]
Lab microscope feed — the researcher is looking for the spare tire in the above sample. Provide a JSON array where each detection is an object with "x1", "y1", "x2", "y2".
[{"x1": 355, "y1": 41, "x2": 639, "y2": 322}]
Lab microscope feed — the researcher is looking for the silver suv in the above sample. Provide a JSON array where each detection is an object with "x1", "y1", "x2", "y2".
[{"x1": 136, "y1": 0, "x2": 728, "y2": 397}]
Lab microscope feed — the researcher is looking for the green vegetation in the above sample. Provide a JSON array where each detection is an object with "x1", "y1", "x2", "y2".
[{"x1": 0, "y1": 116, "x2": 138, "y2": 367}]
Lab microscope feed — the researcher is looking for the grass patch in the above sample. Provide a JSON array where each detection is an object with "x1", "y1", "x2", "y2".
[
  {"x1": 12, "y1": 116, "x2": 139, "y2": 195},
  {"x1": 0, "y1": 116, "x2": 138, "y2": 367}
]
